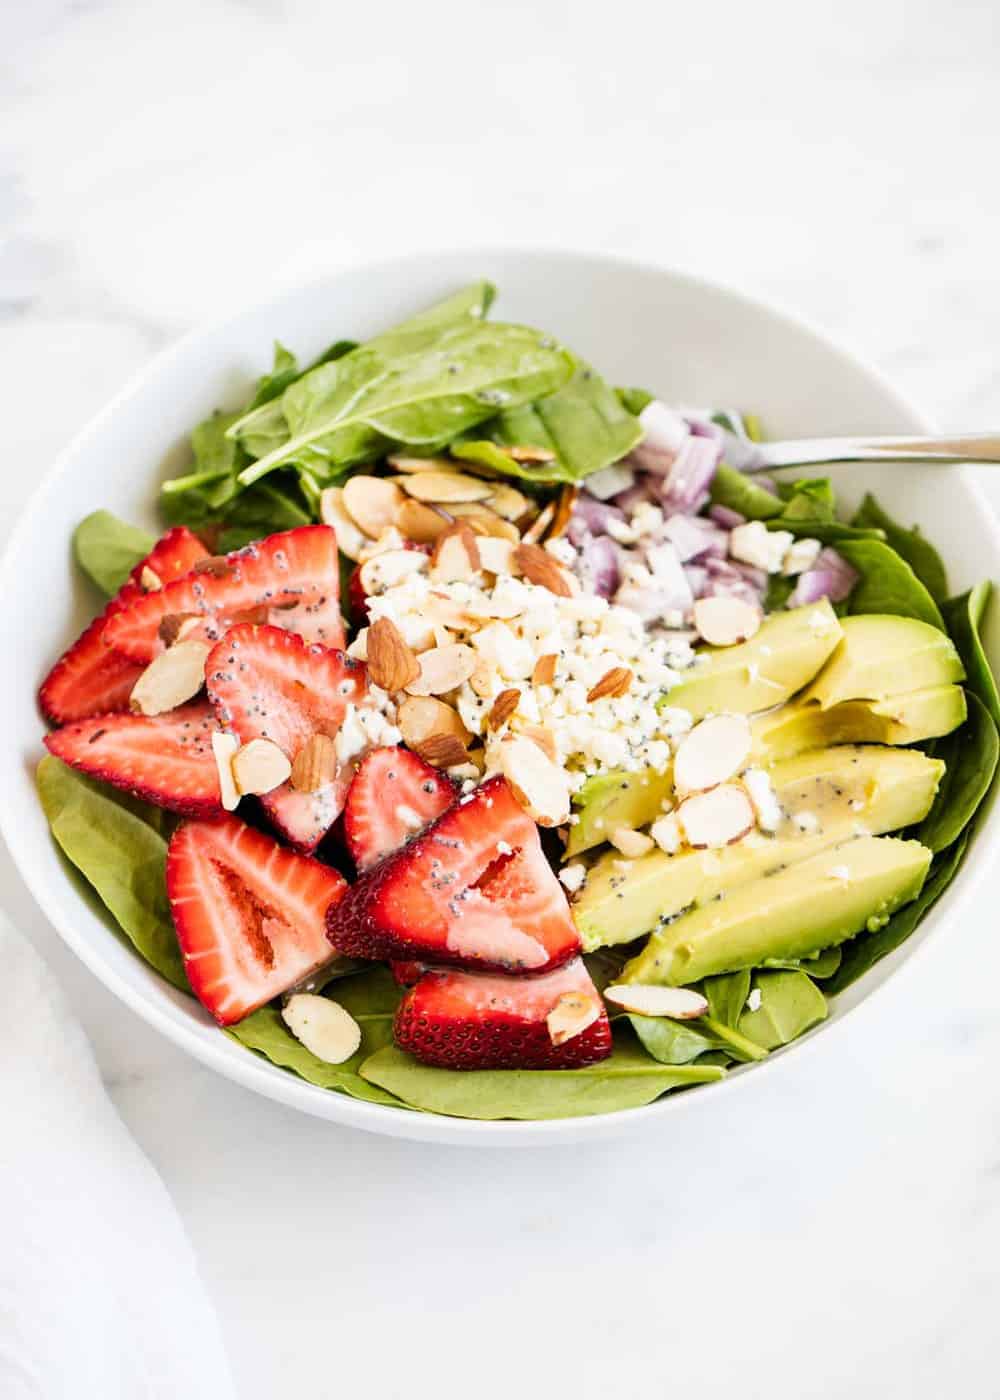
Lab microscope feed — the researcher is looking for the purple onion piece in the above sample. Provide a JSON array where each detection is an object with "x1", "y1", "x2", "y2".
[
  {"x1": 787, "y1": 547, "x2": 859, "y2": 607},
  {"x1": 683, "y1": 564, "x2": 709, "y2": 598},
  {"x1": 660, "y1": 435, "x2": 722, "y2": 515},
  {"x1": 568, "y1": 492, "x2": 627, "y2": 545},
  {"x1": 708, "y1": 503, "x2": 746, "y2": 529},
  {"x1": 630, "y1": 402, "x2": 690, "y2": 475},
  {"x1": 611, "y1": 479, "x2": 657, "y2": 514},
  {"x1": 662, "y1": 513, "x2": 728, "y2": 562},
  {"x1": 578, "y1": 535, "x2": 621, "y2": 599}
]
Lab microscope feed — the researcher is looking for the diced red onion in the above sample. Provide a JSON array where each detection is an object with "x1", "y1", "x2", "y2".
[
  {"x1": 611, "y1": 480, "x2": 657, "y2": 514},
  {"x1": 709, "y1": 503, "x2": 746, "y2": 529},
  {"x1": 578, "y1": 535, "x2": 621, "y2": 598},
  {"x1": 701, "y1": 557, "x2": 765, "y2": 608},
  {"x1": 662, "y1": 514, "x2": 728, "y2": 562},
  {"x1": 660, "y1": 435, "x2": 721, "y2": 515},
  {"x1": 568, "y1": 492, "x2": 627, "y2": 545},
  {"x1": 787, "y1": 547, "x2": 859, "y2": 607},
  {"x1": 683, "y1": 564, "x2": 709, "y2": 597},
  {"x1": 630, "y1": 401, "x2": 690, "y2": 475}
]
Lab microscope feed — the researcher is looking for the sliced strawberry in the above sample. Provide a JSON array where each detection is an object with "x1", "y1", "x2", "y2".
[
  {"x1": 103, "y1": 525, "x2": 344, "y2": 662},
  {"x1": 44, "y1": 701, "x2": 223, "y2": 816},
  {"x1": 206, "y1": 624, "x2": 367, "y2": 851},
  {"x1": 394, "y1": 957, "x2": 612, "y2": 1069},
  {"x1": 39, "y1": 526, "x2": 208, "y2": 726},
  {"x1": 326, "y1": 776, "x2": 581, "y2": 973},
  {"x1": 167, "y1": 814, "x2": 348, "y2": 1024},
  {"x1": 343, "y1": 746, "x2": 456, "y2": 873},
  {"x1": 390, "y1": 960, "x2": 428, "y2": 986}
]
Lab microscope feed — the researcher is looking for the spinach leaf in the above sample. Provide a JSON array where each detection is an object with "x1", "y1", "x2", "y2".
[
  {"x1": 627, "y1": 1013, "x2": 767, "y2": 1066},
  {"x1": 709, "y1": 464, "x2": 783, "y2": 521},
  {"x1": 825, "y1": 834, "x2": 969, "y2": 995},
  {"x1": 737, "y1": 970, "x2": 827, "y2": 1049},
  {"x1": 942, "y1": 582, "x2": 1000, "y2": 726},
  {"x1": 359, "y1": 1032, "x2": 724, "y2": 1120},
  {"x1": 227, "y1": 966, "x2": 404, "y2": 1107},
  {"x1": 836, "y1": 538, "x2": 945, "y2": 630},
  {"x1": 617, "y1": 386, "x2": 654, "y2": 416},
  {"x1": 916, "y1": 692, "x2": 999, "y2": 853},
  {"x1": 778, "y1": 478, "x2": 837, "y2": 522},
  {"x1": 703, "y1": 970, "x2": 751, "y2": 1027},
  {"x1": 852, "y1": 493, "x2": 949, "y2": 603},
  {"x1": 36, "y1": 757, "x2": 188, "y2": 991},
  {"x1": 73, "y1": 511, "x2": 155, "y2": 597},
  {"x1": 761, "y1": 946, "x2": 843, "y2": 979}
]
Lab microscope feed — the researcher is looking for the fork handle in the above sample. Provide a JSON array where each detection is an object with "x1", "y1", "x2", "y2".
[{"x1": 749, "y1": 432, "x2": 1000, "y2": 471}]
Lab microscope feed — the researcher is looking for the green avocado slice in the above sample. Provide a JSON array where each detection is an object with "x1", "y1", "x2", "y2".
[
  {"x1": 749, "y1": 684, "x2": 967, "y2": 763},
  {"x1": 799, "y1": 614, "x2": 964, "y2": 709},
  {"x1": 567, "y1": 766, "x2": 673, "y2": 857},
  {"x1": 621, "y1": 835, "x2": 932, "y2": 987},
  {"x1": 571, "y1": 745, "x2": 943, "y2": 951}
]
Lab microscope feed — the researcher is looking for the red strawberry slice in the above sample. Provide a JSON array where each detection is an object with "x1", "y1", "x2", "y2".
[
  {"x1": 394, "y1": 957, "x2": 612, "y2": 1069},
  {"x1": 44, "y1": 701, "x2": 223, "y2": 816},
  {"x1": 167, "y1": 814, "x2": 348, "y2": 1024},
  {"x1": 39, "y1": 526, "x2": 208, "y2": 726},
  {"x1": 103, "y1": 525, "x2": 344, "y2": 662},
  {"x1": 205, "y1": 624, "x2": 368, "y2": 851},
  {"x1": 343, "y1": 746, "x2": 456, "y2": 872},
  {"x1": 326, "y1": 776, "x2": 581, "y2": 973}
]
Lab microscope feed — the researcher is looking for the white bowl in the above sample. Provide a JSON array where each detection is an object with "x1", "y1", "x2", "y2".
[{"x1": 3, "y1": 248, "x2": 998, "y2": 1145}]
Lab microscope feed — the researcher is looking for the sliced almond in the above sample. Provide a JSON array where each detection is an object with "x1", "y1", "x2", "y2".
[
  {"x1": 229, "y1": 605, "x2": 271, "y2": 627},
  {"x1": 281, "y1": 994, "x2": 361, "y2": 1064},
  {"x1": 546, "y1": 484, "x2": 579, "y2": 541},
  {"x1": 422, "y1": 591, "x2": 477, "y2": 631},
  {"x1": 343, "y1": 475, "x2": 405, "y2": 539},
  {"x1": 517, "y1": 723, "x2": 558, "y2": 764},
  {"x1": 509, "y1": 443, "x2": 556, "y2": 464},
  {"x1": 587, "y1": 667, "x2": 633, "y2": 702},
  {"x1": 604, "y1": 985, "x2": 709, "y2": 1020},
  {"x1": 609, "y1": 826, "x2": 655, "y2": 859},
  {"x1": 358, "y1": 548, "x2": 427, "y2": 596},
  {"x1": 429, "y1": 523, "x2": 481, "y2": 584},
  {"x1": 398, "y1": 695, "x2": 471, "y2": 751},
  {"x1": 469, "y1": 655, "x2": 499, "y2": 699},
  {"x1": 692, "y1": 596, "x2": 761, "y2": 647},
  {"x1": 447, "y1": 503, "x2": 521, "y2": 542},
  {"x1": 547, "y1": 992, "x2": 600, "y2": 1046},
  {"x1": 394, "y1": 497, "x2": 450, "y2": 544},
  {"x1": 532, "y1": 653, "x2": 558, "y2": 686},
  {"x1": 398, "y1": 472, "x2": 494, "y2": 505},
  {"x1": 211, "y1": 731, "x2": 240, "y2": 811},
  {"x1": 513, "y1": 542, "x2": 573, "y2": 597},
  {"x1": 406, "y1": 643, "x2": 477, "y2": 697},
  {"x1": 158, "y1": 612, "x2": 201, "y2": 646},
  {"x1": 413, "y1": 732, "x2": 470, "y2": 768},
  {"x1": 521, "y1": 501, "x2": 556, "y2": 545},
  {"x1": 140, "y1": 565, "x2": 162, "y2": 592},
  {"x1": 290, "y1": 733, "x2": 338, "y2": 793},
  {"x1": 320, "y1": 486, "x2": 372, "y2": 562},
  {"x1": 477, "y1": 536, "x2": 516, "y2": 575},
  {"x1": 193, "y1": 555, "x2": 234, "y2": 579},
  {"x1": 231, "y1": 738, "x2": 292, "y2": 796},
  {"x1": 497, "y1": 732, "x2": 571, "y2": 827},
  {"x1": 366, "y1": 617, "x2": 421, "y2": 692},
  {"x1": 673, "y1": 713, "x2": 752, "y2": 795},
  {"x1": 677, "y1": 784, "x2": 755, "y2": 849},
  {"x1": 130, "y1": 639, "x2": 210, "y2": 716},
  {"x1": 487, "y1": 687, "x2": 520, "y2": 730},
  {"x1": 387, "y1": 455, "x2": 457, "y2": 474},
  {"x1": 486, "y1": 483, "x2": 529, "y2": 522}
]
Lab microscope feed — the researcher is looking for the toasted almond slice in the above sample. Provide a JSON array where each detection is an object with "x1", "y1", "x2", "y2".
[
  {"x1": 609, "y1": 827, "x2": 656, "y2": 858},
  {"x1": 343, "y1": 475, "x2": 405, "y2": 539},
  {"x1": 509, "y1": 443, "x2": 557, "y2": 464},
  {"x1": 469, "y1": 655, "x2": 498, "y2": 699},
  {"x1": 692, "y1": 596, "x2": 761, "y2": 647},
  {"x1": 395, "y1": 497, "x2": 450, "y2": 544},
  {"x1": 366, "y1": 618, "x2": 422, "y2": 691},
  {"x1": 677, "y1": 784, "x2": 755, "y2": 849},
  {"x1": 232, "y1": 738, "x2": 292, "y2": 796},
  {"x1": 587, "y1": 667, "x2": 633, "y2": 702},
  {"x1": 430, "y1": 523, "x2": 481, "y2": 584},
  {"x1": 387, "y1": 455, "x2": 457, "y2": 474},
  {"x1": 282, "y1": 994, "x2": 361, "y2": 1064},
  {"x1": 486, "y1": 687, "x2": 520, "y2": 730},
  {"x1": 517, "y1": 723, "x2": 558, "y2": 764},
  {"x1": 359, "y1": 548, "x2": 428, "y2": 596},
  {"x1": 544, "y1": 484, "x2": 578, "y2": 541},
  {"x1": 398, "y1": 695, "x2": 471, "y2": 749},
  {"x1": 140, "y1": 565, "x2": 163, "y2": 592},
  {"x1": 497, "y1": 732, "x2": 571, "y2": 827},
  {"x1": 413, "y1": 732, "x2": 470, "y2": 768},
  {"x1": 130, "y1": 639, "x2": 210, "y2": 716},
  {"x1": 290, "y1": 733, "x2": 338, "y2": 793},
  {"x1": 406, "y1": 643, "x2": 478, "y2": 697},
  {"x1": 158, "y1": 611, "x2": 201, "y2": 646},
  {"x1": 476, "y1": 536, "x2": 516, "y2": 576},
  {"x1": 673, "y1": 713, "x2": 752, "y2": 795},
  {"x1": 211, "y1": 731, "x2": 240, "y2": 811},
  {"x1": 513, "y1": 542, "x2": 573, "y2": 596},
  {"x1": 193, "y1": 555, "x2": 234, "y2": 579},
  {"x1": 604, "y1": 985, "x2": 709, "y2": 1020},
  {"x1": 320, "y1": 486, "x2": 372, "y2": 562},
  {"x1": 398, "y1": 472, "x2": 494, "y2": 505},
  {"x1": 447, "y1": 503, "x2": 521, "y2": 542},
  {"x1": 521, "y1": 501, "x2": 556, "y2": 544},
  {"x1": 547, "y1": 992, "x2": 600, "y2": 1047},
  {"x1": 486, "y1": 483, "x2": 529, "y2": 522},
  {"x1": 229, "y1": 605, "x2": 270, "y2": 627},
  {"x1": 532, "y1": 653, "x2": 558, "y2": 686}
]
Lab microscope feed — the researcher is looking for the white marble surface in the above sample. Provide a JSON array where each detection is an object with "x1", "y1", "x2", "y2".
[{"x1": 4, "y1": 2, "x2": 1000, "y2": 1395}]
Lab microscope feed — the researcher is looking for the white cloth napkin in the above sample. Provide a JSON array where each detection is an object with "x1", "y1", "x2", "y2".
[{"x1": 0, "y1": 914, "x2": 235, "y2": 1400}]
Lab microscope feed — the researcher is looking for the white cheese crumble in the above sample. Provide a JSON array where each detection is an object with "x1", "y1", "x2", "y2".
[
  {"x1": 746, "y1": 988, "x2": 763, "y2": 1013},
  {"x1": 730, "y1": 521, "x2": 793, "y2": 574},
  {"x1": 782, "y1": 536, "x2": 822, "y2": 576},
  {"x1": 742, "y1": 768, "x2": 783, "y2": 833},
  {"x1": 558, "y1": 863, "x2": 587, "y2": 894},
  {"x1": 650, "y1": 812, "x2": 682, "y2": 854}
]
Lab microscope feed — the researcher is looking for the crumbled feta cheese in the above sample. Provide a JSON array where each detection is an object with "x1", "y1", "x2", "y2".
[
  {"x1": 746, "y1": 988, "x2": 762, "y2": 1013},
  {"x1": 631, "y1": 502, "x2": 665, "y2": 538},
  {"x1": 559, "y1": 862, "x2": 587, "y2": 894},
  {"x1": 742, "y1": 767, "x2": 783, "y2": 833},
  {"x1": 730, "y1": 521, "x2": 793, "y2": 574},
  {"x1": 650, "y1": 812, "x2": 682, "y2": 854},
  {"x1": 335, "y1": 703, "x2": 402, "y2": 766},
  {"x1": 545, "y1": 537, "x2": 577, "y2": 568},
  {"x1": 782, "y1": 536, "x2": 822, "y2": 576}
]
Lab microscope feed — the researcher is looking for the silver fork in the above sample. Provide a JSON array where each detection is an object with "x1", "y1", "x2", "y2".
[{"x1": 746, "y1": 432, "x2": 1000, "y2": 472}]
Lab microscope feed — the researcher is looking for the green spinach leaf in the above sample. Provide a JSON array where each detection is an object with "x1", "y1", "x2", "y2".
[
  {"x1": 778, "y1": 478, "x2": 837, "y2": 522},
  {"x1": 627, "y1": 1012, "x2": 767, "y2": 1066},
  {"x1": 836, "y1": 538, "x2": 945, "y2": 630},
  {"x1": 36, "y1": 756, "x2": 188, "y2": 991},
  {"x1": 942, "y1": 582, "x2": 1000, "y2": 726},
  {"x1": 737, "y1": 970, "x2": 827, "y2": 1049},
  {"x1": 73, "y1": 511, "x2": 155, "y2": 597},
  {"x1": 761, "y1": 946, "x2": 843, "y2": 979},
  {"x1": 709, "y1": 464, "x2": 783, "y2": 521},
  {"x1": 703, "y1": 970, "x2": 751, "y2": 1027},
  {"x1": 852, "y1": 493, "x2": 948, "y2": 603},
  {"x1": 917, "y1": 691, "x2": 999, "y2": 853},
  {"x1": 617, "y1": 386, "x2": 654, "y2": 416}
]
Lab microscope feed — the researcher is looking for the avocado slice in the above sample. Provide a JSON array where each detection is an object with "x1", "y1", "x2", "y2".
[
  {"x1": 567, "y1": 767, "x2": 673, "y2": 857},
  {"x1": 664, "y1": 600, "x2": 843, "y2": 719},
  {"x1": 749, "y1": 684, "x2": 967, "y2": 763},
  {"x1": 800, "y1": 614, "x2": 964, "y2": 709},
  {"x1": 572, "y1": 745, "x2": 943, "y2": 950},
  {"x1": 622, "y1": 835, "x2": 932, "y2": 986}
]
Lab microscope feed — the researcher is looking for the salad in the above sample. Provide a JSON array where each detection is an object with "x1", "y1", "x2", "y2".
[{"x1": 35, "y1": 281, "x2": 1000, "y2": 1122}]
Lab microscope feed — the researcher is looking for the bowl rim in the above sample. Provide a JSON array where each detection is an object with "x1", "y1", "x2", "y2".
[{"x1": 3, "y1": 244, "x2": 999, "y2": 1145}]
